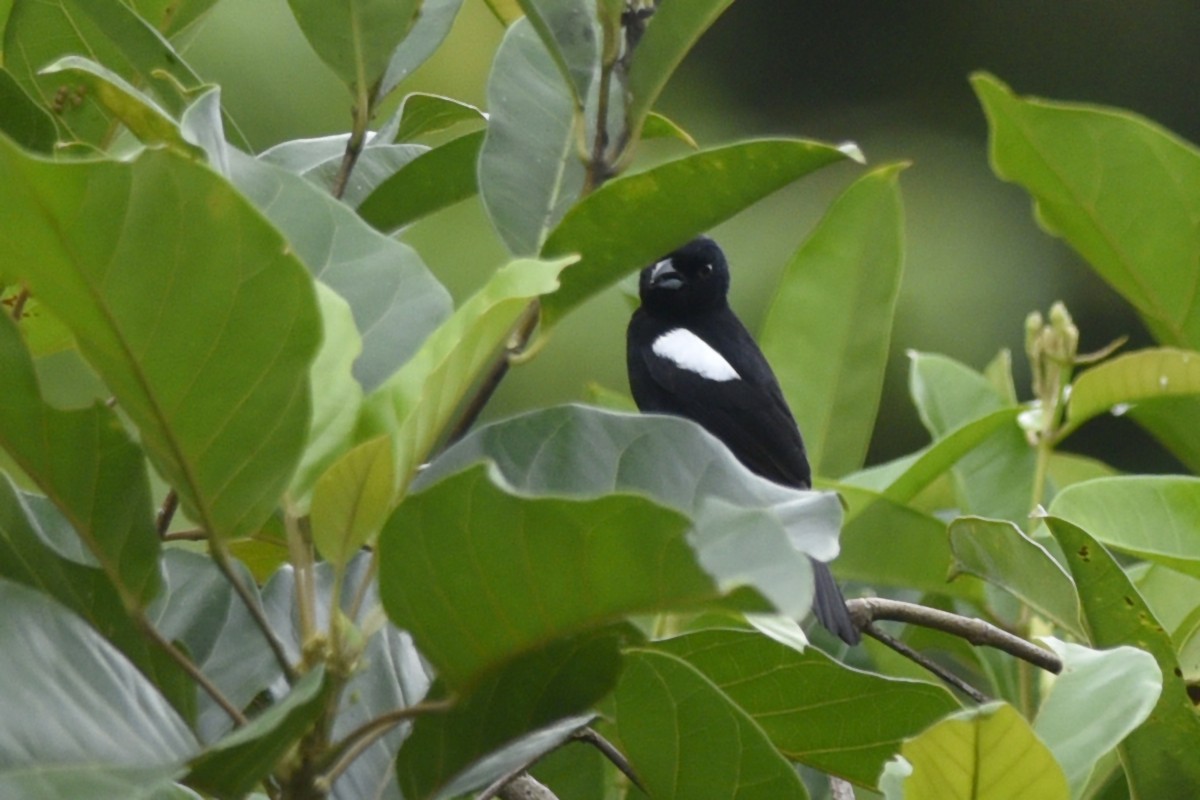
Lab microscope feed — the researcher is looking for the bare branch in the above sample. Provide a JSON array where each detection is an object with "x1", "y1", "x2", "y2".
[
  {"x1": 136, "y1": 615, "x2": 247, "y2": 726},
  {"x1": 864, "y1": 623, "x2": 989, "y2": 704},
  {"x1": 317, "y1": 698, "x2": 456, "y2": 793},
  {"x1": 490, "y1": 773, "x2": 560, "y2": 800},
  {"x1": 156, "y1": 489, "x2": 178, "y2": 538},
  {"x1": 571, "y1": 728, "x2": 643, "y2": 791}
]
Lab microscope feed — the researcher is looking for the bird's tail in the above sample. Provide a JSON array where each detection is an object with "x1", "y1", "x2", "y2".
[{"x1": 810, "y1": 558, "x2": 860, "y2": 645}]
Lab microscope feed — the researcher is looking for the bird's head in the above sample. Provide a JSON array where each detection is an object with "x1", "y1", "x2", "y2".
[{"x1": 638, "y1": 236, "x2": 731, "y2": 317}]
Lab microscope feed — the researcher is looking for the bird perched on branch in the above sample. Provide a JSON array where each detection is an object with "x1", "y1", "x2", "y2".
[{"x1": 626, "y1": 236, "x2": 859, "y2": 644}]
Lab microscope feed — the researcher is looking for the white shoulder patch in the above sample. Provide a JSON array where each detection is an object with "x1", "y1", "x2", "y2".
[{"x1": 652, "y1": 328, "x2": 740, "y2": 382}]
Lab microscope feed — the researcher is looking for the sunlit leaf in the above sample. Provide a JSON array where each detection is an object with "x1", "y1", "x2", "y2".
[{"x1": 310, "y1": 436, "x2": 394, "y2": 566}]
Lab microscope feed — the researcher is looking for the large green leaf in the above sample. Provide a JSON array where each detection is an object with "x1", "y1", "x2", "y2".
[
  {"x1": 397, "y1": 632, "x2": 622, "y2": 800},
  {"x1": 1050, "y1": 476, "x2": 1200, "y2": 577},
  {"x1": 1128, "y1": 396, "x2": 1200, "y2": 474},
  {"x1": 0, "y1": 313, "x2": 160, "y2": 607},
  {"x1": 310, "y1": 435, "x2": 393, "y2": 566},
  {"x1": 1062, "y1": 347, "x2": 1200, "y2": 436},
  {"x1": 225, "y1": 149, "x2": 451, "y2": 394},
  {"x1": 1033, "y1": 638, "x2": 1161, "y2": 797},
  {"x1": 539, "y1": 138, "x2": 855, "y2": 329},
  {"x1": 359, "y1": 257, "x2": 572, "y2": 491},
  {"x1": 974, "y1": 73, "x2": 1200, "y2": 348},
  {"x1": 1045, "y1": 517, "x2": 1200, "y2": 798},
  {"x1": 760, "y1": 164, "x2": 906, "y2": 478},
  {"x1": 358, "y1": 130, "x2": 484, "y2": 232},
  {"x1": 0, "y1": 768, "x2": 194, "y2": 800},
  {"x1": 185, "y1": 667, "x2": 329, "y2": 800},
  {"x1": 882, "y1": 702, "x2": 1069, "y2": 800},
  {"x1": 612, "y1": 648, "x2": 809, "y2": 800},
  {"x1": 0, "y1": 579, "x2": 197, "y2": 776},
  {"x1": 126, "y1": 0, "x2": 219, "y2": 37},
  {"x1": 380, "y1": 464, "x2": 711, "y2": 689},
  {"x1": 514, "y1": 0, "x2": 599, "y2": 107},
  {"x1": 0, "y1": 143, "x2": 321, "y2": 540},
  {"x1": 655, "y1": 629, "x2": 959, "y2": 785},
  {"x1": 624, "y1": 0, "x2": 735, "y2": 144},
  {"x1": 948, "y1": 517, "x2": 1082, "y2": 636},
  {"x1": 377, "y1": 0, "x2": 465, "y2": 101},
  {"x1": 478, "y1": 18, "x2": 583, "y2": 255},
  {"x1": 259, "y1": 136, "x2": 428, "y2": 206},
  {"x1": 0, "y1": 67, "x2": 55, "y2": 151},
  {"x1": 3, "y1": 0, "x2": 224, "y2": 146},
  {"x1": 421, "y1": 404, "x2": 846, "y2": 611},
  {"x1": 286, "y1": 0, "x2": 421, "y2": 94}
]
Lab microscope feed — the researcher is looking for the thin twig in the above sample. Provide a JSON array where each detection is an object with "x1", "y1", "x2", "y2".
[
  {"x1": 156, "y1": 489, "x2": 179, "y2": 538},
  {"x1": 864, "y1": 623, "x2": 989, "y2": 704},
  {"x1": 848, "y1": 597, "x2": 1063, "y2": 674},
  {"x1": 9, "y1": 287, "x2": 30, "y2": 321},
  {"x1": 316, "y1": 699, "x2": 456, "y2": 792},
  {"x1": 571, "y1": 728, "x2": 643, "y2": 791},
  {"x1": 162, "y1": 528, "x2": 206, "y2": 542},
  {"x1": 210, "y1": 538, "x2": 299, "y2": 684},
  {"x1": 137, "y1": 614, "x2": 248, "y2": 726}
]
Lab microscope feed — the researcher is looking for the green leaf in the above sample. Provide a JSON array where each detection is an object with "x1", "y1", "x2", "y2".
[
  {"x1": 3, "y1": 0, "x2": 230, "y2": 147},
  {"x1": 0, "y1": 579, "x2": 197, "y2": 773},
  {"x1": 226, "y1": 149, "x2": 451, "y2": 393},
  {"x1": 1128, "y1": 396, "x2": 1200, "y2": 473},
  {"x1": 478, "y1": 18, "x2": 583, "y2": 255},
  {"x1": 126, "y1": 0, "x2": 219, "y2": 37},
  {"x1": 1045, "y1": 516, "x2": 1200, "y2": 798},
  {"x1": 391, "y1": 92, "x2": 485, "y2": 141},
  {"x1": 359, "y1": 256, "x2": 572, "y2": 491},
  {"x1": 760, "y1": 164, "x2": 906, "y2": 478},
  {"x1": 973, "y1": 73, "x2": 1200, "y2": 348},
  {"x1": 887, "y1": 702, "x2": 1069, "y2": 800},
  {"x1": 186, "y1": 667, "x2": 329, "y2": 800},
  {"x1": 1062, "y1": 348, "x2": 1200, "y2": 437},
  {"x1": 655, "y1": 629, "x2": 960, "y2": 785},
  {"x1": 310, "y1": 436, "x2": 394, "y2": 566},
  {"x1": 1050, "y1": 476, "x2": 1200, "y2": 577},
  {"x1": 642, "y1": 110, "x2": 698, "y2": 148},
  {"x1": 1033, "y1": 638, "x2": 1161, "y2": 797},
  {"x1": 612, "y1": 648, "x2": 809, "y2": 800},
  {"x1": 380, "y1": 463, "x2": 710, "y2": 688},
  {"x1": 150, "y1": 550, "x2": 282, "y2": 742},
  {"x1": 0, "y1": 67, "x2": 56, "y2": 151},
  {"x1": 539, "y1": 138, "x2": 855, "y2": 329},
  {"x1": 38, "y1": 55, "x2": 202, "y2": 156},
  {"x1": 358, "y1": 130, "x2": 484, "y2": 232},
  {"x1": 397, "y1": 631, "x2": 622, "y2": 800},
  {"x1": 0, "y1": 768, "x2": 193, "y2": 800},
  {"x1": 422, "y1": 404, "x2": 846, "y2": 615},
  {"x1": 481, "y1": 0, "x2": 522, "y2": 25},
  {"x1": 378, "y1": 0, "x2": 465, "y2": 101},
  {"x1": 259, "y1": 136, "x2": 427, "y2": 206},
  {"x1": 624, "y1": 0, "x2": 735, "y2": 143},
  {"x1": 514, "y1": 0, "x2": 600, "y2": 106},
  {"x1": 0, "y1": 313, "x2": 160, "y2": 608},
  {"x1": 948, "y1": 517, "x2": 1082, "y2": 636},
  {"x1": 286, "y1": 0, "x2": 421, "y2": 94},
  {"x1": 0, "y1": 144, "x2": 321, "y2": 540}
]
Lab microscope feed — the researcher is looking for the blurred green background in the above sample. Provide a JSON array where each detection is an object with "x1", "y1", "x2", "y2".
[{"x1": 183, "y1": 0, "x2": 1199, "y2": 473}]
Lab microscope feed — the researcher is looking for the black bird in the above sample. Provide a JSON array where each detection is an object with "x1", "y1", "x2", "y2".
[{"x1": 626, "y1": 236, "x2": 859, "y2": 645}]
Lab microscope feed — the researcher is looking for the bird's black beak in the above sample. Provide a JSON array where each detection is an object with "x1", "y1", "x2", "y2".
[{"x1": 648, "y1": 258, "x2": 683, "y2": 290}]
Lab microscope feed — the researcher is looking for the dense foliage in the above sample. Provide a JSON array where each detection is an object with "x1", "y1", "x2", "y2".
[{"x1": 1, "y1": 2, "x2": 1198, "y2": 799}]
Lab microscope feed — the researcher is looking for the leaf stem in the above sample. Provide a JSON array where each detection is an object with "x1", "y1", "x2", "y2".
[
  {"x1": 331, "y1": 80, "x2": 379, "y2": 200},
  {"x1": 136, "y1": 613, "x2": 248, "y2": 726},
  {"x1": 315, "y1": 699, "x2": 455, "y2": 792},
  {"x1": 9, "y1": 287, "x2": 30, "y2": 321},
  {"x1": 211, "y1": 537, "x2": 299, "y2": 683},
  {"x1": 156, "y1": 489, "x2": 179, "y2": 538}
]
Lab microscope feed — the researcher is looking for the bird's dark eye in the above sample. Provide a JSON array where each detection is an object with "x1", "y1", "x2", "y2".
[{"x1": 699, "y1": 263, "x2": 713, "y2": 277}]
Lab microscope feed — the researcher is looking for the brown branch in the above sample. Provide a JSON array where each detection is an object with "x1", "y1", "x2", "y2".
[
  {"x1": 136, "y1": 615, "x2": 248, "y2": 726},
  {"x1": 156, "y1": 489, "x2": 178, "y2": 538},
  {"x1": 849, "y1": 597, "x2": 1063, "y2": 674},
  {"x1": 571, "y1": 727, "x2": 643, "y2": 791},
  {"x1": 210, "y1": 539, "x2": 299, "y2": 684},
  {"x1": 316, "y1": 699, "x2": 456, "y2": 792},
  {"x1": 863, "y1": 623, "x2": 989, "y2": 704}
]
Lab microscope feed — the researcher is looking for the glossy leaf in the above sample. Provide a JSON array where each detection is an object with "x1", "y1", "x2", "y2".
[
  {"x1": 887, "y1": 702, "x2": 1069, "y2": 800},
  {"x1": 186, "y1": 667, "x2": 329, "y2": 800},
  {"x1": 515, "y1": 0, "x2": 600, "y2": 106},
  {"x1": 310, "y1": 436, "x2": 394, "y2": 566},
  {"x1": 1050, "y1": 476, "x2": 1200, "y2": 577},
  {"x1": 0, "y1": 579, "x2": 197, "y2": 774},
  {"x1": 1045, "y1": 517, "x2": 1200, "y2": 797},
  {"x1": 380, "y1": 463, "x2": 710, "y2": 688},
  {"x1": 0, "y1": 67, "x2": 55, "y2": 151},
  {"x1": 358, "y1": 130, "x2": 483, "y2": 232},
  {"x1": 539, "y1": 138, "x2": 855, "y2": 329},
  {"x1": 656, "y1": 629, "x2": 959, "y2": 785},
  {"x1": 0, "y1": 143, "x2": 321, "y2": 540},
  {"x1": 397, "y1": 631, "x2": 622, "y2": 800},
  {"x1": 286, "y1": 0, "x2": 420, "y2": 93},
  {"x1": 378, "y1": 0, "x2": 466, "y2": 101},
  {"x1": 391, "y1": 92, "x2": 485, "y2": 141},
  {"x1": 624, "y1": 0, "x2": 735, "y2": 143},
  {"x1": 760, "y1": 164, "x2": 906, "y2": 478},
  {"x1": 1034, "y1": 638, "x2": 1161, "y2": 797},
  {"x1": 0, "y1": 314, "x2": 160, "y2": 607},
  {"x1": 974, "y1": 73, "x2": 1200, "y2": 348},
  {"x1": 421, "y1": 404, "x2": 846, "y2": 607},
  {"x1": 948, "y1": 517, "x2": 1082, "y2": 636},
  {"x1": 612, "y1": 648, "x2": 809, "y2": 800},
  {"x1": 1062, "y1": 348, "x2": 1200, "y2": 437},
  {"x1": 227, "y1": 149, "x2": 451, "y2": 393},
  {"x1": 359, "y1": 257, "x2": 572, "y2": 491},
  {"x1": 479, "y1": 18, "x2": 583, "y2": 255}
]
